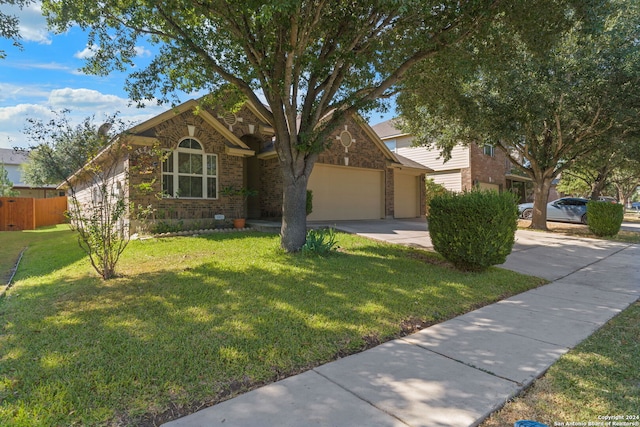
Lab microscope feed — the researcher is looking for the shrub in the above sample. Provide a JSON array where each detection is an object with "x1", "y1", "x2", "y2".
[
  {"x1": 425, "y1": 178, "x2": 449, "y2": 217},
  {"x1": 587, "y1": 201, "x2": 624, "y2": 237},
  {"x1": 429, "y1": 190, "x2": 519, "y2": 271},
  {"x1": 302, "y1": 228, "x2": 338, "y2": 256},
  {"x1": 306, "y1": 190, "x2": 313, "y2": 216}
]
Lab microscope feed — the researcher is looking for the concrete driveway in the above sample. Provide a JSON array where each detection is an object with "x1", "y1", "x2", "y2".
[{"x1": 310, "y1": 218, "x2": 635, "y2": 281}]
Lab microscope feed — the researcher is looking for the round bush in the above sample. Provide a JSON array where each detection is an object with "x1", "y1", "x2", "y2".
[
  {"x1": 429, "y1": 190, "x2": 519, "y2": 271},
  {"x1": 587, "y1": 201, "x2": 624, "y2": 237}
]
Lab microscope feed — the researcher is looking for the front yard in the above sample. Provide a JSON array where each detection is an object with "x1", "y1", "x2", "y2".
[{"x1": 0, "y1": 226, "x2": 545, "y2": 426}]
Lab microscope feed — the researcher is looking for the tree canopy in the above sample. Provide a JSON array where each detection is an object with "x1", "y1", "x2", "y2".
[
  {"x1": 22, "y1": 110, "x2": 118, "y2": 187},
  {"x1": 397, "y1": 0, "x2": 640, "y2": 229},
  {"x1": 0, "y1": 0, "x2": 32, "y2": 58},
  {"x1": 40, "y1": 0, "x2": 586, "y2": 250}
]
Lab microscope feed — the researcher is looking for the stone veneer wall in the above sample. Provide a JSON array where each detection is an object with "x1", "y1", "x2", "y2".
[{"x1": 129, "y1": 106, "x2": 272, "y2": 227}]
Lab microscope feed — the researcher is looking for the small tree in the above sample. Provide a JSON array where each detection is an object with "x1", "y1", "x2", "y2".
[
  {"x1": 0, "y1": 161, "x2": 19, "y2": 196},
  {"x1": 24, "y1": 112, "x2": 131, "y2": 280}
]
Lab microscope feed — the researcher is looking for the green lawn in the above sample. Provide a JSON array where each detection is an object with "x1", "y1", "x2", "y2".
[
  {"x1": 0, "y1": 228, "x2": 546, "y2": 426},
  {"x1": 0, "y1": 225, "x2": 73, "y2": 285},
  {"x1": 480, "y1": 301, "x2": 640, "y2": 427}
]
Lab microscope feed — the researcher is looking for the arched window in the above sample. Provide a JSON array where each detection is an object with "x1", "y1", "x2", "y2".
[{"x1": 162, "y1": 138, "x2": 218, "y2": 198}]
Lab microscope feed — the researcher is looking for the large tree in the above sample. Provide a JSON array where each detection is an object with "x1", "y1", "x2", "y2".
[
  {"x1": 557, "y1": 137, "x2": 640, "y2": 200},
  {"x1": 41, "y1": 0, "x2": 579, "y2": 251},
  {"x1": 397, "y1": 0, "x2": 640, "y2": 230}
]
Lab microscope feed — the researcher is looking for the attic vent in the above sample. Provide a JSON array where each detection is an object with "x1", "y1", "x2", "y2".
[{"x1": 223, "y1": 113, "x2": 237, "y2": 126}]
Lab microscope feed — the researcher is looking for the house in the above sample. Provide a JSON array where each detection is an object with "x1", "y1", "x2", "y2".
[
  {"x1": 66, "y1": 100, "x2": 430, "y2": 232},
  {"x1": 371, "y1": 119, "x2": 533, "y2": 202},
  {"x1": 0, "y1": 148, "x2": 65, "y2": 198}
]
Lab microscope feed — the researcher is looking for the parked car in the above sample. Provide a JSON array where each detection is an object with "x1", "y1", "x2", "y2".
[
  {"x1": 518, "y1": 197, "x2": 589, "y2": 224},
  {"x1": 630, "y1": 202, "x2": 640, "y2": 211},
  {"x1": 598, "y1": 196, "x2": 618, "y2": 204}
]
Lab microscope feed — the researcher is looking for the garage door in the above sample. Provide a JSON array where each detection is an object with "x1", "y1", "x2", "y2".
[
  {"x1": 307, "y1": 164, "x2": 384, "y2": 221},
  {"x1": 394, "y1": 172, "x2": 419, "y2": 218}
]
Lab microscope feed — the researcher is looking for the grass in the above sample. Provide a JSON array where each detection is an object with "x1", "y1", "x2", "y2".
[
  {"x1": 480, "y1": 301, "x2": 640, "y2": 427},
  {"x1": 0, "y1": 228, "x2": 546, "y2": 426},
  {"x1": 0, "y1": 225, "x2": 73, "y2": 284}
]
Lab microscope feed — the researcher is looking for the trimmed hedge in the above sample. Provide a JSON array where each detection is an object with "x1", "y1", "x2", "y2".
[
  {"x1": 429, "y1": 190, "x2": 519, "y2": 271},
  {"x1": 587, "y1": 201, "x2": 624, "y2": 237}
]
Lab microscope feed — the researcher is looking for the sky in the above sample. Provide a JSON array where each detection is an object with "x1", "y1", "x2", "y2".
[{"x1": 0, "y1": 3, "x2": 396, "y2": 151}]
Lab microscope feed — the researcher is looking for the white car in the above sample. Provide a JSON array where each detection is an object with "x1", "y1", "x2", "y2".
[{"x1": 518, "y1": 197, "x2": 589, "y2": 224}]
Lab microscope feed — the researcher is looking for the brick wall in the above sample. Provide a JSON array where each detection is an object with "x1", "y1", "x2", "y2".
[
  {"x1": 129, "y1": 109, "x2": 250, "y2": 224},
  {"x1": 468, "y1": 143, "x2": 509, "y2": 189}
]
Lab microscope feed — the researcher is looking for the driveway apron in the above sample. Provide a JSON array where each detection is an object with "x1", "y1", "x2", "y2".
[{"x1": 164, "y1": 219, "x2": 639, "y2": 427}]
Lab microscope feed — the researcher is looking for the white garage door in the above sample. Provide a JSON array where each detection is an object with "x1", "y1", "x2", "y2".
[
  {"x1": 307, "y1": 164, "x2": 384, "y2": 221},
  {"x1": 394, "y1": 172, "x2": 419, "y2": 218}
]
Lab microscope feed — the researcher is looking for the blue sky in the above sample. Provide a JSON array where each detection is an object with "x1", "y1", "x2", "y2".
[{"x1": 0, "y1": 3, "x2": 395, "y2": 150}]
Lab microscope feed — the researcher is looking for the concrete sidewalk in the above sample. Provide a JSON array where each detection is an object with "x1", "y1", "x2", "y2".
[{"x1": 165, "y1": 221, "x2": 638, "y2": 427}]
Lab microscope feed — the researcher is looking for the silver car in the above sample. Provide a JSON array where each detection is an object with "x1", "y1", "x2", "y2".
[{"x1": 518, "y1": 197, "x2": 589, "y2": 224}]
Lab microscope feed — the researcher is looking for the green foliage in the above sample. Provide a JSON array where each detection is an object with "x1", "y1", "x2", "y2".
[
  {"x1": 22, "y1": 110, "x2": 123, "y2": 186},
  {"x1": 221, "y1": 186, "x2": 258, "y2": 218},
  {"x1": 398, "y1": 0, "x2": 640, "y2": 229},
  {"x1": 429, "y1": 190, "x2": 519, "y2": 271},
  {"x1": 424, "y1": 178, "x2": 448, "y2": 217},
  {"x1": 0, "y1": 162, "x2": 19, "y2": 197},
  {"x1": 587, "y1": 201, "x2": 624, "y2": 237},
  {"x1": 302, "y1": 228, "x2": 338, "y2": 256},
  {"x1": 150, "y1": 220, "x2": 184, "y2": 234},
  {"x1": 306, "y1": 189, "x2": 313, "y2": 216}
]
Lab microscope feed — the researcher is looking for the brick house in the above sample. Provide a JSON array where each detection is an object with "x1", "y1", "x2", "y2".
[
  {"x1": 67, "y1": 100, "x2": 430, "y2": 232},
  {"x1": 371, "y1": 119, "x2": 533, "y2": 202}
]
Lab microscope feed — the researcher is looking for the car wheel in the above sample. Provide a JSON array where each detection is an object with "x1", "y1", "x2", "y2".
[
  {"x1": 521, "y1": 208, "x2": 533, "y2": 220},
  {"x1": 581, "y1": 213, "x2": 588, "y2": 225}
]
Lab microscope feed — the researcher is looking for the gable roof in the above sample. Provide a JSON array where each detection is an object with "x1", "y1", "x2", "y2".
[
  {"x1": 370, "y1": 118, "x2": 409, "y2": 140},
  {"x1": 128, "y1": 99, "x2": 251, "y2": 150},
  {"x1": 0, "y1": 148, "x2": 29, "y2": 165}
]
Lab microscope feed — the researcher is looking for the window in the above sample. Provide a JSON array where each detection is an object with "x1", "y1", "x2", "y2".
[
  {"x1": 483, "y1": 144, "x2": 495, "y2": 157},
  {"x1": 162, "y1": 138, "x2": 217, "y2": 198}
]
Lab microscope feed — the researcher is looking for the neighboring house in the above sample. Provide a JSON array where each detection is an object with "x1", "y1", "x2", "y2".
[
  {"x1": 371, "y1": 119, "x2": 533, "y2": 202},
  {"x1": 66, "y1": 99, "x2": 430, "y2": 232},
  {"x1": 0, "y1": 148, "x2": 65, "y2": 198}
]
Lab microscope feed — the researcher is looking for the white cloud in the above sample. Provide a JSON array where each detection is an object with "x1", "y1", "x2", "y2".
[
  {"x1": 3, "y1": 2, "x2": 52, "y2": 45},
  {"x1": 134, "y1": 46, "x2": 152, "y2": 57},
  {"x1": 74, "y1": 45, "x2": 98, "y2": 60},
  {"x1": 48, "y1": 88, "x2": 131, "y2": 111},
  {"x1": 0, "y1": 103, "x2": 54, "y2": 149},
  {"x1": 0, "y1": 86, "x2": 183, "y2": 149}
]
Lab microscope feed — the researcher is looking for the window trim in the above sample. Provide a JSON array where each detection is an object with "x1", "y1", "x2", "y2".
[
  {"x1": 483, "y1": 143, "x2": 495, "y2": 157},
  {"x1": 161, "y1": 138, "x2": 218, "y2": 199}
]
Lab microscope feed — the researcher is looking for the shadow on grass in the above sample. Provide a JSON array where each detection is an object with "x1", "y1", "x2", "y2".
[{"x1": 0, "y1": 232, "x2": 544, "y2": 426}]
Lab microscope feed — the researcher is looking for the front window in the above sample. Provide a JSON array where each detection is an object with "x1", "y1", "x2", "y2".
[
  {"x1": 162, "y1": 138, "x2": 217, "y2": 198},
  {"x1": 483, "y1": 144, "x2": 495, "y2": 157}
]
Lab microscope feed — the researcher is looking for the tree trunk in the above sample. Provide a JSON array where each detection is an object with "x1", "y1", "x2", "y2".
[
  {"x1": 529, "y1": 177, "x2": 554, "y2": 230},
  {"x1": 280, "y1": 162, "x2": 311, "y2": 252}
]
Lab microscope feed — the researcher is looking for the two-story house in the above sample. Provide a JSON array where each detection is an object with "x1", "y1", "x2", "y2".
[{"x1": 371, "y1": 119, "x2": 533, "y2": 203}]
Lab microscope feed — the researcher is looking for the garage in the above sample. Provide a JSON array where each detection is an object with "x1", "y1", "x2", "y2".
[
  {"x1": 307, "y1": 164, "x2": 384, "y2": 221},
  {"x1": 394, "y1": 171, "x2": 420, "y2": 218}
]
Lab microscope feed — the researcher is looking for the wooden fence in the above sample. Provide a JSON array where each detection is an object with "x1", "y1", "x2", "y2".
[{"x1": 0, "y1": 196, "x2": 68, "y2": 231}]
